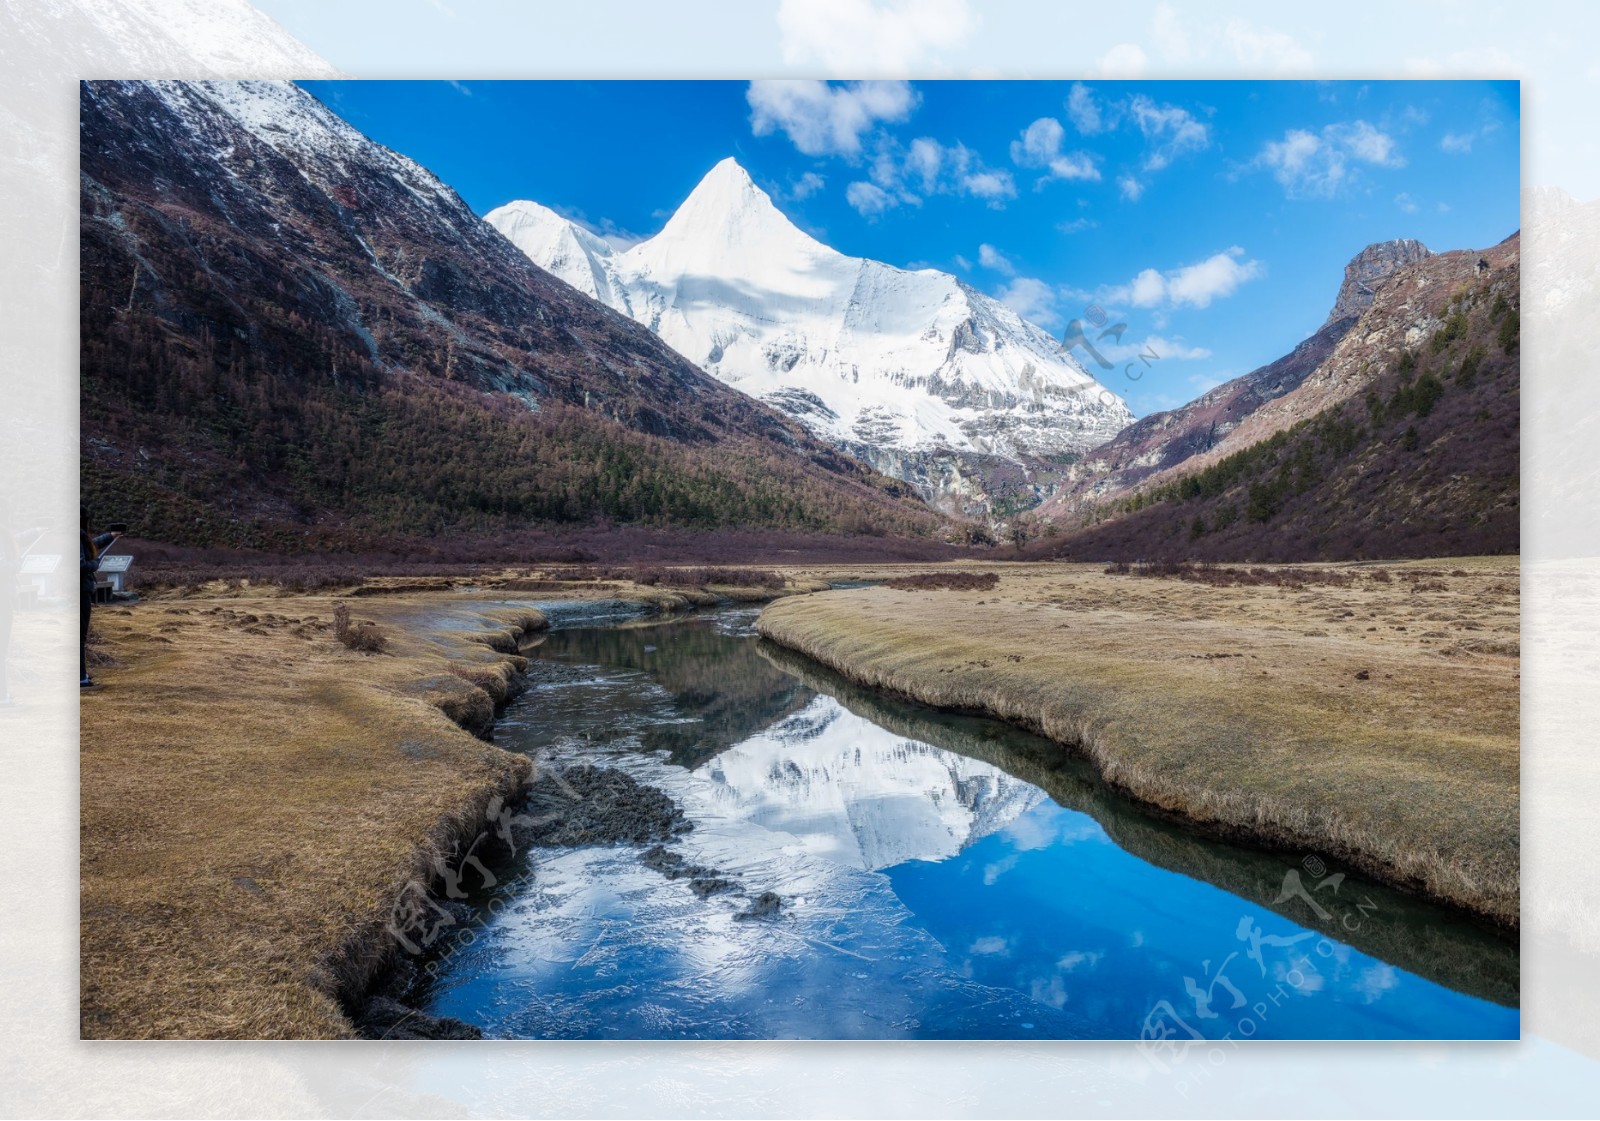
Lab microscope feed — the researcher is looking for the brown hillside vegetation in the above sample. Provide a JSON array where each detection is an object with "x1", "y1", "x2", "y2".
[
  {"x1": 79, "y1": 80, "x2": 942, "y2": 550},
  {"x1": 1035, "y1": 239, "x2": 1519, "y2": 561},
  {"x1": 1053, "y1": 238, "x2": 1430, "y2": 509}
]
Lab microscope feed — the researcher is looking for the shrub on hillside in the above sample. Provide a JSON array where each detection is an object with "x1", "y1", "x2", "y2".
[{"x1": 332, "y1": 601, "x2": 387, "y2": 653}]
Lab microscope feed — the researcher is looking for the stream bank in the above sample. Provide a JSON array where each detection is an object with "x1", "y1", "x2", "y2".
[
  {"x1": 417, "y1": 605, "x2": 1516, "y2": 1040},
  {"x1": 753, "y1": 562, "x2": 1521, "y2": 929}
]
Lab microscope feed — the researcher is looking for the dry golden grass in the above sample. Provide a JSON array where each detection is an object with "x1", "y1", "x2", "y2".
[
  {"x1": 81, "y1": 558, "x2": 1519, "y2": 1037},
  {"x1": 77, "y1": 592, "x2": 556, "y2": 1039},
  {"x1": 758, "y1": 556, "x2": 1520, "y2": 927},
  {"x1": 79, "y1": 568, "x2": 828, "y2": 1039}
]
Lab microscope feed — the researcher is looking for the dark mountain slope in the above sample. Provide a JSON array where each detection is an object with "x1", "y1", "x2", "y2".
[
  {"x1": 1054, "y1": 239, "x2": 1432, "y2": 509},
  {"x1": 79, "y1": 80, "x2": 942, "y2": 549},
  {"x1": 1031, "y1": 238, "x2": 1519, "y2": 562}
]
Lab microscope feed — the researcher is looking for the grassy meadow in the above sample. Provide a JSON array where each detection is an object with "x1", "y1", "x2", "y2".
[{"x1": 757, "y1": 557, "x2": 1520, "y2": 927}]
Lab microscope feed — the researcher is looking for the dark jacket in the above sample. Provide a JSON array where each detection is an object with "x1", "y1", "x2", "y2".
[{"x1": 80, "y1": 532, "x2": 115, "y2": 595}]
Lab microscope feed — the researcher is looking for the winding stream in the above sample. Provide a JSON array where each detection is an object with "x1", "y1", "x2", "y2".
[{"x1": 423, "y1": 605, "x2": 1518, "y2": 1040}]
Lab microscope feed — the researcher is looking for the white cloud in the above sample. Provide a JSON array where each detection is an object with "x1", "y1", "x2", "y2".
[
  {"x1": 1224, "y1": 18, "x2": 1314, "y2": 72},
  {"x1": 1098, "y1": 334, "x2": 1213, "y2": 363},
  {"x1": 1354, "y1": 964, "x2": 1400, "y2": 1003},
  {"x1": 1098, "y1": 42, "x2": 1148, "y2": 77},
  {"x1": 1031, "y1": 973, "x2": 1069, "y2": 1009},
  {"x1": 1118, "y1": 174, "x2": 1145, "y2": 201},
  {"x1": 863, "y1": 136, "x2": 1016, "y2": 212},
  {"x1": 903, "y1": 136, "x2": 943, "y2": 191},
  {"x1": 1002, "y1": 811, "x2": 1057, "y2": 850},
  {"x1": 1254, "y1": 120, "x2": 1404, "y2": 198},
  {"x1": 1103, "y1": 247, "x2": 1265, "y2": 310},
  {"x1": 845, "y1": 180, "x2": 893, "y2": 216},
  {"x1": 1150, "y1": 2, "x2": 1192, "y2": 62},
  {"x1": 1164, "y1": 339, "x2": 1214, "y2": 361},
  {"x1": 1394, "y1": 191, "x2": 1419, "y2": 214},
  {"x1": 978, "y1": 243, "x2": 1015, "y2": 275},
  {"x1": 1010, "y1": 117, "x2": 1100, "y2": 186},
  {"x1": 964, "y1": 169, "x2": 1016, "y2": 200},
  {"x1": 1124, "y1": 269, "x2": 1167, "y2": 306},
  {"x1": 969, "y1": 935, "x2": 1010, "y2": 956},
  {"x1": 1011, "y1": 116, "x2": 1062, "y2": 164},
  {"x1": 1337, "y1": 120, "x2": 1403, "y2": 165},
  {"x1": 996, "y1": 276, "x2": 1061, "y2": 328},
  {"x1": 1129, "y1": 94, "x2": 1211, "y2": 171},
  {"x1": 1066, "y1": 81, "x2": 1105, "y2": 135},
  {"x1": 1146, "y1": 4, "x2": 1311, "y2": 73},
  {"x1": 952, "y1": 253, "x2": 972, "y2": 270},
  {"x1": 1437, "y1": 106, "x2": 1503, "y2": 155},
  {"x1": 982, "y1": 854, "x2": 1019, "y2": 885},
  {"x1": 747, "y1": 79, "x2": 916, "y2": 157},
  {"x1": 788, "y1": 171, "x2": 826, "y2": 199},
  {"x1": 1057, "y1": 950, "x2": 1104, "y2": 972},
  {"x1": 775, "y1": 0, "x2": 976, "y2": 74},
  {"x1": 1057, "y1": 217, "x2": 1098, "y2": 234}
]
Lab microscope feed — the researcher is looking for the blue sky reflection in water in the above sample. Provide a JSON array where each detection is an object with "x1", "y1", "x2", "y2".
[{"x1": 423, "y1": 609, "x2": 1517, "y2": 1040}]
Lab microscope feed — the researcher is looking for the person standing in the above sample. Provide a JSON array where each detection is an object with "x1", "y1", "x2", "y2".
[{"x1": 80, "y1": 508, "x2": 120, "y2": 688}]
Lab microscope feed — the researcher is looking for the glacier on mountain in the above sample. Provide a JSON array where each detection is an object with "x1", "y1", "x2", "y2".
[{"x1": 488, "y1": 159, "x2": 1133, "y2": 512}]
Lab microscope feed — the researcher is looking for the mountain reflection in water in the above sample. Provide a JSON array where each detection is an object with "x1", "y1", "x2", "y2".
[{"x1": 423, "y1": 608, "x2": 1518, "y2": 1040}]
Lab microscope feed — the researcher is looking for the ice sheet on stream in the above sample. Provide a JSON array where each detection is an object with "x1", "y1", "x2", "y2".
[{"x1": 428, "y1": 674, "x2": 1084, "y2": 1038}]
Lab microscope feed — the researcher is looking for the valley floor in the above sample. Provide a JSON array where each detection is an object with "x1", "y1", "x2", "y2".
[
  {"x1": 77, "y1": 575, "x2": 815, "y2": 1039},
  {"x1": 758, "y1": 557, "x2": 1521, "y2": 928},
  {"x1": 77, "y1": 557, "x2": 1519, "y2": 1038}
]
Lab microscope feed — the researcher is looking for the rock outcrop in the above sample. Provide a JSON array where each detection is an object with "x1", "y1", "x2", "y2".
[{"x1": 1323, "y1": 238, "x2": 1432, "y2": 326}]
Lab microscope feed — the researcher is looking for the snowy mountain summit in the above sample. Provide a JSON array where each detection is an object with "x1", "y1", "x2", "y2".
[{"x1": 488, "y1": 159, "x2": 1132, "y2": 513}]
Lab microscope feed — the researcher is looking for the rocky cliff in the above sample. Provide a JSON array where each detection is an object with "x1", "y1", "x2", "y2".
[{"x1": 1323, "y1": 238, "x2": 1432, "y2": 326}]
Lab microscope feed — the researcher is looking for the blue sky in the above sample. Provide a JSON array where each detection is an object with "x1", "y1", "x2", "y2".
[{"x1": 303, "y1": 79, "x2": 1519, "y2": 417}]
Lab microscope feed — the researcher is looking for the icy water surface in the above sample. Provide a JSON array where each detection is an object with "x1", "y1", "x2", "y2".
[{"x1": 425, "y1": 607, "x2": 1518, "y2": 1039}]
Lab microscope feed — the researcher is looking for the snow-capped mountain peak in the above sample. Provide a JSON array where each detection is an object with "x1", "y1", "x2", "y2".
[
  {"x1": 486, "y1": 198, "x2": 623, "y2": 305},
  {"x1": 489, "y1": 158, "x2": 1133, "y2": 512},
  {"x1": 649, "y1": 157, "x2": 830, "y2": 265}
]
